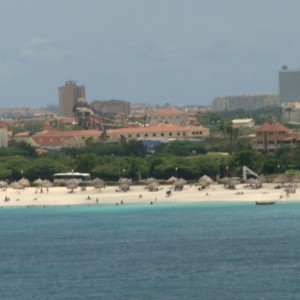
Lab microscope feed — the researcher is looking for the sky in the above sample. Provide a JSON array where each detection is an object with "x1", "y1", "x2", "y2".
[{"x1": 1, "y1": 0, "x2": 300, "y2": 108}]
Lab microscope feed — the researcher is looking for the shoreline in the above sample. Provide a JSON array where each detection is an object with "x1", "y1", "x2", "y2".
[{"x1": 0, "y1": 183, "x2": 298, "y2": 208}]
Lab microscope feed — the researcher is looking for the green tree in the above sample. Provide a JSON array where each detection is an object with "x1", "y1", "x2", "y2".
[
  {"x1": 76, "y1": 153, "x2": 98, "y2": 173},
  {"x1": 219, "y1": 120, "x2": 240, "y2": 154},
  {"x1": 231, "y1": 150, "x2": 265, "y2": 175}
]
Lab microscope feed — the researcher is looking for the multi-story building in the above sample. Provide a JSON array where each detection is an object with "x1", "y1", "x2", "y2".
[
  {"x1": 107, "y1": 123, "x2": 209, "y2": 143},
  {"x1": 279, "y1": 66, "x2": 300, "y2": 104},
  {"x1": 252, "y1": 122, "x2": 289, "y2": 154},
  {"x1": 91, "y1": 100, "x2": 130, "y2": 115},
  {"x1": 282, "y1": 102, "x2": 300, "y2": 124},
  {"x1": 212, "y1": 94, "x2": 278, "y2": 111},
  {"x1": 30, "y1": 123, "x2": 209, "y2": 149},
  {"x1": 148, "y1": 108, "x2": 189, "y2": 125},
  {"x1": 31, "y1": 129, "x2": 102, "y2": 149},
  {"x1": 58, "y1": 81, "x2": 86, "y2": 117}
]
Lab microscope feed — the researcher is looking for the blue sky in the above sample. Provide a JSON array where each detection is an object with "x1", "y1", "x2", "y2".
[{"x1": 1, "y1": 0, "x2": 300, "y2": 108}]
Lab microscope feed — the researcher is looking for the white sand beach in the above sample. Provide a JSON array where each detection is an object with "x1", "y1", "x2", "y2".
[{"x1": 0, "y1": 183, "x2": 298, "y2": 207}]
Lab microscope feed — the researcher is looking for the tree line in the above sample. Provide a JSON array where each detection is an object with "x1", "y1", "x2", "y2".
[{"x1": 0, "y1": 137, "x2": 297, "y2": 183}]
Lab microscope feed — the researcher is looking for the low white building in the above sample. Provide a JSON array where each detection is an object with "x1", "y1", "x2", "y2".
[{"x1": 232, "y1": 118, "x2": 254, "y2": 128}]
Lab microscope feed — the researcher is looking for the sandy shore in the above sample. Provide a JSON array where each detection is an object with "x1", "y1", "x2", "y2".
[{"x1": 0, "y1": 183, "x2": 298, "y2": 207}]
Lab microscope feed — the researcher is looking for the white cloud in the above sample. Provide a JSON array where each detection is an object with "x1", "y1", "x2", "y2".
[{"x1": 18, "y1": 37, "x2": 63, "y2": 62}]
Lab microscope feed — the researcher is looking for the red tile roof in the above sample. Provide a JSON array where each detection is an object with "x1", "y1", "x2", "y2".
[
  {"x1": 14, "y1": 131, "x2": 30, "y2": 137},
  {"x1": 34, "y1": 129, "x2": 102, "y2": 137},
  {"x1": 256, "y1": 122, "x2": 289, "y2": 132},
  {"x1": 281, "y1": 135, "x2": 300, "y2": 142}
]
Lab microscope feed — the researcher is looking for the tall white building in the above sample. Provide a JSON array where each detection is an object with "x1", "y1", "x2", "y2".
[
  {"x1": 212, "y1": 94, "x2": 278, "y2": 111},
  {"x1": 279, "y1": 66, "x2": 300, "y2": 104}
]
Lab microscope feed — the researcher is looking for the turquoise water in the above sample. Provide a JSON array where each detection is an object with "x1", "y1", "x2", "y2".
[{"x1": 1, "y1": 202, "x2": 300, "y2": 299}]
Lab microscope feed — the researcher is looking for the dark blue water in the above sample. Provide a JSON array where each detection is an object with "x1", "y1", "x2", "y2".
[{"x1": 1, "y1": 202, "x2": 300, "y2": 300}]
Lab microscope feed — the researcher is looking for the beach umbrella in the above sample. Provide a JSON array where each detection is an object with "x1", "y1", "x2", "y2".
[
  {"x1": 176, "y1": 178, "x2": 187, "y2": 185},
  {"x1": 246, "y1": 178, "x2": 260, "y2": 184},
  {"x1": 224, "y1": 177, "x2": 240, "y2": 189},
  {"x1": 144, "y1": 177, "x2": 158, "y2": 186},
  {"x1": 119, "y1": 182, "x2": 130, "y2": 192},
  {"x1": 273, "y1": 174, "x2": 289, "y2": 184},
  {"x1": 18, "y1": 178, "x2": 30, "y2": 188},
  {"x1": 33, "y1": 178, "x2": 44, "y2": 187},
  {"x1": 93, "y1": 178, "x2": 105, "y2": 190},
  {"x1": 174, "y1": 178, "x2": 186, "y2": 191},
  {"x1": 66, "y1": 179, "x2": 79, "y2": 193},
  {"x1": 219, "y1": 176, "x2": 230, "y2": 184},
  {"x1": 148, "y1": 180, "x2": 160, "y2": 191},
  {"x1": 10, "y1": 181, "x2": 24, "y2": 191},
  {"x1": 198, "y1": 175, "x2": 214, "y2": 188},
  {"x1": 41, "y1": 179, "x2": 53, "y2": 188},
  {"x1": 198, "y1": 179, "x2": 210, "y2": 188},
  {"x1": 246, "y1": 178, "x2": 262, "y2": 188},
  {"x1": 199, "y1": 175, "x2": 214, "y2": 184},
  {"x1": 166, "y1": 176, "x2": 177, "y2": 184},
  {"x1": 119, "y1": 178, "x2": 132, "y2": 186},
  {"x1": 0, "y1": 180, "x2": 8, "y2": 190}
]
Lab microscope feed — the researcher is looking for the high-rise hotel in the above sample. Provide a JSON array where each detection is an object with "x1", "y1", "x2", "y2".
[
  {"x1": 58, "y1": 81, "x2": 86, "y2": 117},
  {"x1": 279, "y1": 66, "x2": 300, "y2": 104}
]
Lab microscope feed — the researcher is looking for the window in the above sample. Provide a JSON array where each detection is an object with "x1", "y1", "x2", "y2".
[
  {"x1": 128, "y1": 134, "x2": 132, "y2": 138},
  {"x1": 137, "y1": 134, "x2": 140, "y2": 138},
  {"x1": 161, "y1": 133, "x2": 164, "y2": 136},
  {"x1": 177, "y1": 132, "x2": 180, "y2": 136},
  {"x1": 169, "y1": 133, "x2": 173, "y2": 136},
  {"x1": 145, "y1": 134, "x2": 148, "y2": 137},
  {"x1": 153, "y1": 133, "x2": 156, "y2": 137}
]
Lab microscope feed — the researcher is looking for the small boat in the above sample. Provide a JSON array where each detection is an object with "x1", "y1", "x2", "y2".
[{"x1": 255, "y1": 201, "x2": 276, "y2": 205}]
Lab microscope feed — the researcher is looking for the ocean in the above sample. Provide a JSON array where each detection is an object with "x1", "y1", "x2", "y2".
[{"x1": 1, "y1": 202, "x2": 300, "y2": 300}]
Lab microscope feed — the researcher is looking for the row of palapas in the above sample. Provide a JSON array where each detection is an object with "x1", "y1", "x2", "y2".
[{"x1": 0, "y1": 174, "x2": 297, "y2": 193}]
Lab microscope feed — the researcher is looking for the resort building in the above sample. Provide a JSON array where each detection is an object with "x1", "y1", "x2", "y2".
[
  {"x1": 107, "y1": 123, "x2": 209, "y2": 143},
  {"x1": 30, "y1": 123, "x2": 209, "y2": 149},
  {"x1": 58, "y1": 81, "x2": 86, "y2": 117},
  {"x1": 212, "y1": 94, "x2": 278, "y2": 111},
  {"x1": 279, "y1": 66, "x2": 300, "y2": 104},
  {"x1": 31, "y1": 129, "x2": 102, "y2": 150},
  {"x1": 148, "y1": 108, "x2": 189, "y2": 125},
  {"x1": 252, "y1": 122, "x2": 290, "y2": 153}
]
